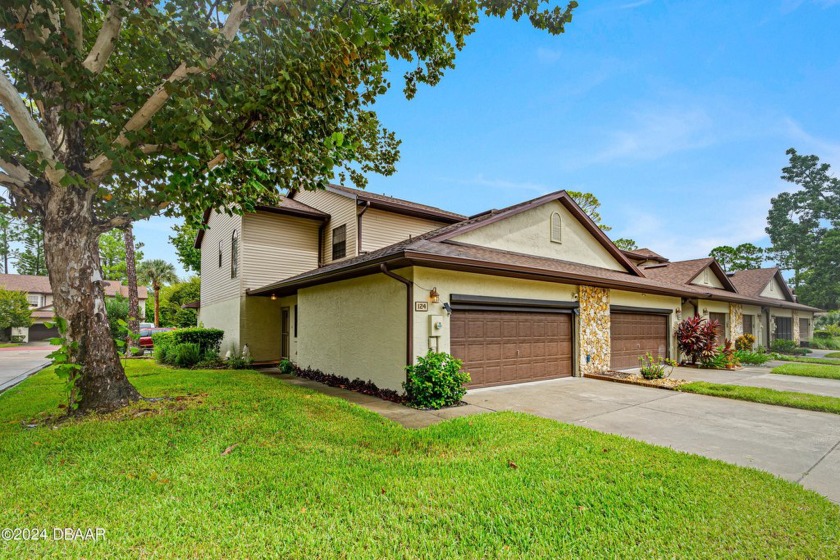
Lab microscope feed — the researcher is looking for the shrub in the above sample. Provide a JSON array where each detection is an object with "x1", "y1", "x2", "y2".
[
  {"x1": 403, "y1": 351, "x2": 470, "y2": 409},
  {"x1": 224, "y1": 344, "x2": 253, "y2": 370},
  {"x1": 700, "y1": 351, "x2": 728, "y2": 370},
  {"x1": 770, "y1": 339, "x2": 804, "y2": 355},
  {"x1": 735, "y1": 333, "x2": 756, "y2": 351},
  {"x1": 171, "y1": 342, "x2": 202, "y2": 368},
  {"x1": 815, "y1": 325, "x2": 840, "y2": 338},
  {"x1": 170, "y1": 328, "x2": 224, "y2": 357},
  {"x1": 638, "y1": 353, "x2": 676, "y2": 380},
  {"x1": 734, "y1": 350, "x2": 770, "y2": 366},
  {"x1": 676, "y1": 316, "x2": 719, "y2": 365},
  {"x1": 151, "y1": 331, "x2": 175, "y2": 365},
  {"x1": 278, "y1": 358, "x2": 295, "y2": 375},
  {"x1": 10, "y1": 334, "x2": 25, "y2": 343}
]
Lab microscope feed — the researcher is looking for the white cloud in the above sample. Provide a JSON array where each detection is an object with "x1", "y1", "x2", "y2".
[
  {"x1": 587, "y1": 106, "x2": 718, "y2": 164},
  {"x1": 536, "y1": 47, "x2": 563, "y2": 64},
  {"x1": 444, "y1": 174, "x2": 555, "y2": 196},
  {"x1": 782, "y1": 118, "x2": 840, "y2": 164},
  {"x1": 618, "y1": 0, "x2": 654, "y2": 9},
  {"x1": 781, "y1": 0, "x2": 840, "y2": 13}
]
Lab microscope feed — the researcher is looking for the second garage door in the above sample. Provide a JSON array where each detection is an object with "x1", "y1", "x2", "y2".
[
  {"x1": 610, "y1": 313, "x2": 668, "y2": 370},
  {"x1": 450, "y1": 311, "x2": 573, "y2": 388}
]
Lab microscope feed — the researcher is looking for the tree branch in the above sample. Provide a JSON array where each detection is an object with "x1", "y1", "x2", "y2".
[
  {"x1": 82, "y1": 0, "x2": 130, "y2": 73},
  {"x1": 87, "y1": 0, "x2": 253, "y2": 181},
  {"x1": 0, "y1": 157, "x2": 34, "y2": 185},
  {"x1": 62, "y1": 0, "x2": 84, "y2": 53},
  {"x1": 0, "y1": 72, "x2": 64, "y2": 186}
]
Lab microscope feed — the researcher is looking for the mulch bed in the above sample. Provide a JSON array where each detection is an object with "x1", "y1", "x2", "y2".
[{"x1": 586, "y1": 370, "x2": 688, "y2": 390}]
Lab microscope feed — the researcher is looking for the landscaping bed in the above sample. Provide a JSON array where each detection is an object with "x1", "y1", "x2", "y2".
[
  {"x1": 587, "y1": 370, "x2": 686, "y2": 390},
  {"x1": 1, "y1": 361, "x2": 839, "y2": 558}
]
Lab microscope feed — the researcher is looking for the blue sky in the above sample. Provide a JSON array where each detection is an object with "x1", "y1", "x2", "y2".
[{"x1": 134, "y1": 0, "x2": 840, "y2": 277}]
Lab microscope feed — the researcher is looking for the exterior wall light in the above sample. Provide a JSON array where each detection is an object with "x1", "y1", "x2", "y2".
[
  {"x1": 271, "y1": 294, "x2": 277, "y2": 301},
  {"x1": 430, "y1": 288, "x2": 440, "y2": 303}
]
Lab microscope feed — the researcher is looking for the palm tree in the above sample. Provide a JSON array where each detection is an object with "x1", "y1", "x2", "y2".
[{"x1": 138, "y1": 259, "x2": 178, "y2": 327}]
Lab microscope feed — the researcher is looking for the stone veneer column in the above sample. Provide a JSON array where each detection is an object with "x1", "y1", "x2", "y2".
[
  {"x1": 728, "y1": 303, "x2": 743, "y2": 342},
  {"x1": 578, "y1": 286, "x2": 610, "y2": 376},
  {"x1": 793, "y1": 311, "x2": 800, "y2": 343}
]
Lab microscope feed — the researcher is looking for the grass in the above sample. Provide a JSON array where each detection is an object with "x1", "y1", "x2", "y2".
[
  {"x1": 826, "y1": 352, "x2": 840, "y2": 359},
  {"x1": 772, "y1": 362, "x2": 840, "y2": 380},
  {"x1": 0, "y1": 363, "x2": 839, "y2": 558},
  {"x1": 679, "y1": 381, "x2": 840, "y2": 415},
  {"x1": 0, "y1": 342, "x2": 22, "y2": 348},
  {"x1": 775, "y1": 355, "x2": 840, "y2": 366},
  {"x1": 810, "y1": 336, "x2": 840, "y2": 350}
]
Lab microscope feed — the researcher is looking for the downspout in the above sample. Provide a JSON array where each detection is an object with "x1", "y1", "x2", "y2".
[
  {"x1": 357, "y1": 201, "x2": 370, "y2": 256},
  {"x1": 380, "y1": 263, "x2": 414, "y2": 368}
]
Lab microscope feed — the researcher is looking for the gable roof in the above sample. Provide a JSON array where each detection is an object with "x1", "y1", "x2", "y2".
[
  {"x1": 729, "y1": 268, "x2": 795, "y2": 301},
  {"x1": 194, "y1": 197, "x2": 330, "y2": 248},
  {"x1": 0, "y1": 274, "x2": 148, "y2": 299},
  {"x1": 642, "y1": 258, "x2": 738, "y2": 292},
  {"x1": 298, "y1": 184, "x2": 466, "y2": 224},
  {"x1": 423, "y1": 190, "x2": 644, "y2": 277}
]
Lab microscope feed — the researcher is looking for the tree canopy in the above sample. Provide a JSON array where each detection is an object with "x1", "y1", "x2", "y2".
[
  {"x1": 0, "y1": 287, "x2": 32, "y2": 332},
  {"x1": 99, "y1": 229, "x2": 144, "y2": 282},
  {"x1": 766, "y1": 149, "x2": 840, "y2": 308},
  {"x1": 709, "y1": 243, "x2": 765, "y2": 272},
  {"x1": 170, "y1": 220, "x2": 202, "y2": 275}
]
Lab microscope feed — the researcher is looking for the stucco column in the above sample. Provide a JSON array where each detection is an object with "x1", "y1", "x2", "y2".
[
  {"x1": 578, "y1": 286, "x2": 610, "y2": 375},
  {"x1": 729, "y1": 303, "x2": 743, "y2": 342}
]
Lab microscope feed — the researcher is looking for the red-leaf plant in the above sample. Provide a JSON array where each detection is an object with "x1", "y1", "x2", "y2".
[{"x1": 676, "y1": 316, "x2": 720, "y2": 365}]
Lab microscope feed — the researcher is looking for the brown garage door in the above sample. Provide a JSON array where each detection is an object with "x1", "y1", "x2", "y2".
[
  {"x1": 450, "y1": 311, "x2": 573, "y2": 388},
  {"x1": 610, "y1": 313, "x2": 668, "y2": 370}
]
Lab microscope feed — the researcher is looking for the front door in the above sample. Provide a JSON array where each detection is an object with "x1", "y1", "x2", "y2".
[
  {"x1": 709, "y1": 313, "x2": 726, "y2": 345},
  {"x1": 281, "y1": 307, "x2": 290, "y2": 359}
]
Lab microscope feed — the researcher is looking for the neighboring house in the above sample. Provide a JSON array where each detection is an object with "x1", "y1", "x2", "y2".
[
  {"x1": 197, "y1": 187, "x2": 820, "y2": 391},
  {"x1": 0, "y1": 274, "x2": 148, "y2": 342}
]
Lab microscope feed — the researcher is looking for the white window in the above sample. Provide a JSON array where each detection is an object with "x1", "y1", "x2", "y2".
[
  {"x1": 550, "y1": 212, "x2": 562, "y2": 244},
  {"x1": 27, "y1": 294, "x2": 41, "y2": 307}
]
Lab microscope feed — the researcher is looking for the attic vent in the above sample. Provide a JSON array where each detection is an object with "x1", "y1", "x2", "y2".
[{"x1": 550, "y1": 212, "x2": 562, "y2": 244}]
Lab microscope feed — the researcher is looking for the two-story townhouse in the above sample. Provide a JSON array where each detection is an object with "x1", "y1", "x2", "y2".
[
  {"x1": 194, "y1": 185, "x2": 464, "y2": 361},
  {"x1": 200, "y1": 187, "x2": 820, "y2": 391}
]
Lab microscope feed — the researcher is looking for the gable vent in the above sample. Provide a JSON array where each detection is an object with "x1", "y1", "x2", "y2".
[{"x1": 550, "y1": 212, "x2": 562, "y2": 244}]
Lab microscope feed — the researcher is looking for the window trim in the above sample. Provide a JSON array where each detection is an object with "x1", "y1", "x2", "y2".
[
  {"x1": 230, "y1": 229, "x2": 239, "y2": 279},
  {"x1": 332, "y1": 224, "x2": 347, "y2": 260}
]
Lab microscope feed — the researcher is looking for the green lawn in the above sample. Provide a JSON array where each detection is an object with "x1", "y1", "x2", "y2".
[
  {"x1": 772, "y1": 362, "x2": 840, "y2": 380},
  {"x1": 1, "y1": 362, "x2": 839, "y2": 558},
  {"x1": 679, "y1": 381, "x2": 840, "y2": 415},
  {"x1": 826, "y1": 352, "x2": 840, "y2": 359},
  {"x1": 775, "y1": 355, "x2": 840, "y2": 367},
  {"x1": 0, "y1": 342, "x2": 22, "y2": 348}
]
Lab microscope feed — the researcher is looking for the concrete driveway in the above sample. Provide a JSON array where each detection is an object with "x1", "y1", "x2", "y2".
[
  {"x1": 465, "y1": 378, "x2": 840, "y2": 503},
  {"x1": 0, "y1": 345, "x2": 54, "y2": 392}
]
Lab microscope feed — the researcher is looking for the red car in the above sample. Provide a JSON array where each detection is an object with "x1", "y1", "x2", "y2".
[{"x1": 138, "y1": 328, "x2": 173, "y2": 352}]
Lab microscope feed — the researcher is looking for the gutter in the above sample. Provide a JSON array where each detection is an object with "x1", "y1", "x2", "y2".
[
  {"x1": 380, "y1": 263, "x2": 414, "y2": 369},
  {"x1": 356, "y1": 200, "x2": 370, "y2": 256}
]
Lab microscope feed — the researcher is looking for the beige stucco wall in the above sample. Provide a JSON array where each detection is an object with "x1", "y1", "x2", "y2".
[
  {"x1": 239, "y1": 296, "x2": 284, "y2": 362},
  {"x1": 200, "y1": 297, "x2": 241, "y2": 355},
  {"x1": 296, "y1": 273, "x2": 407, "y2": 391},
  {"x1": 450, "y1": 200, "x2": 626, "y2": 272},
  {"x1": 690, "y1": 267, "x2": 724, "y2": 289},
  {"x1": 761, "y1": 277, "x2": 787, "y2": 300},
  {"x1": 410, "y1": 267, "x2": 579, "y2": 359}
]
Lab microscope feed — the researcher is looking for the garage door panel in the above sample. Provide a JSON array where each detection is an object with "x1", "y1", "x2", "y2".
[
  {"x1": 451, "y1": 310, "x2": 573, "y2": 388},
  {"x1": 610, "y1": 313, "x2": 668, "y2": 370}
]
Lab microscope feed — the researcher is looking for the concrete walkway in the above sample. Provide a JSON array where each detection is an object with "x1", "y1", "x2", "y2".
[
  {"x1": 0, "y1": 345, "x2": 55, "y2": 392},
  {"x1": 664, "y1": 365, "x2": 840, "y2": 399},
  {"x1": 263, "y1": 370, "x2": 840, "y2": 503}
]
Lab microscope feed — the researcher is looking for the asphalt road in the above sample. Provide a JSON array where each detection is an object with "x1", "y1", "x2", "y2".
[{"x1": 0, "y1": 345, "x2": 55, "y2": 392}]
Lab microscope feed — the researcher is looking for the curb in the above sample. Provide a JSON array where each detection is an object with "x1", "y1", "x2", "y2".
[{"x1": 0, "y1": 361, "x2": 51, "y2": 394}]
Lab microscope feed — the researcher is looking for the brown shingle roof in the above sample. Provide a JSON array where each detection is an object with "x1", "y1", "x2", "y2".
[
  {"x1": 728, "y1": 268, "x2": 783, "y2": 298},
  {"x1": 623, "y1": 248, "x2": 669, "y2": 263},
  {"x1": 0, "y1": 274, "x2": 147, "y2": 299},
  {"x1": 324, "y1": 184, "x2": 466, "y2": 223}
]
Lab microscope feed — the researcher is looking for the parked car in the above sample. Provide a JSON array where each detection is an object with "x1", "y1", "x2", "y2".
[
  {"x1": 139, "y1": 327, "x2": 173, "y2": 352},
  {"x1": 139, "y1": 322, "x2": 156, "y2": 330}
]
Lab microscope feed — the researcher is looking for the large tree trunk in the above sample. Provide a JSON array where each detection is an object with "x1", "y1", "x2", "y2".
[
  {"x1": 124, "y1": 224, "x2": 139, "y2": 350},
  {"x1": 43, "y1": 186, "x2": 140, "y2": 413}
]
